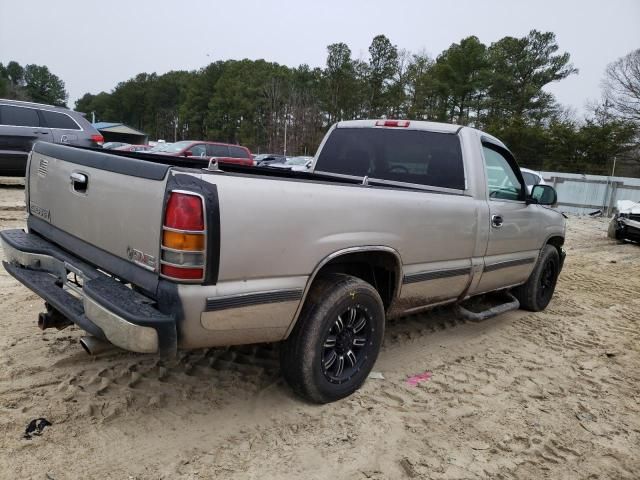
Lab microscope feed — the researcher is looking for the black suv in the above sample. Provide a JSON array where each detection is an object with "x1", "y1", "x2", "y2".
[{"x1": 0, "y1": 99, "x2": 104, "y2": 176}]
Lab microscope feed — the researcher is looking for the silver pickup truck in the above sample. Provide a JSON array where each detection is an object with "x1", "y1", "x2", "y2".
[{"x1": 1, "y1": 119, "x2": 565, "y2": 403}]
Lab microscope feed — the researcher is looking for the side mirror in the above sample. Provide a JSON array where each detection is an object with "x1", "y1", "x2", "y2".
[
  {"x1": 529, "y1": 184, "x2": 557, "y2": 206},
  {"x1": 183, "y1": 150, "x2": 193, "y2": 157}
]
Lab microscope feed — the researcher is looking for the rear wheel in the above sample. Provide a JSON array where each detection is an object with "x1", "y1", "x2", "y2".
[
  {"x1": 512, "y1": 245, "x2": 560, "y2": 312},
  {"x1": 280, "y1": 274, "x2": 385, "y2": 403}
]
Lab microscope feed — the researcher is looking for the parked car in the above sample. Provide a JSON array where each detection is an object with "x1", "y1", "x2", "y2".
[
  {"x1": 0, "y1": 99, "x2": 104, "y2": 176},
  {"x1": 520, "y1": 167, "x2": 547, "y2": 194},
  {"x1": 148, "y1": 140, "x2": 253, "y2": 166},
  {"x1": 1, "y1": 119, "x2": 565, "y2": 403},
  {"x1": 608, "y1": 200, "x2": 640, "y2": 243},
  {"x1": 102, "y1": 142, "x2": 129, "y2": 150},
  {"x1": 148, "y1": 142, "x2": 173, "y2": 153},
  {"x1": 268, "y1": 155, "x2": 313, "y2": 171},
  {"x1": 254, "y1": 153, "x2": 286, "y2": 166},
  {"x1": 114, "y1": 144, "x2": 153, "y2": 152}
]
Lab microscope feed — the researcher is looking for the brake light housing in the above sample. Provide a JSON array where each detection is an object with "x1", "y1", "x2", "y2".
[
  {"x1": 160, "y1": 191, "x2": 206, "y2": 282},
  {"x1": 90, "y1": 134, "x2": 104, "y2": 146},
  {"x1": 375, "y1": 120, "x2": 410, "y2": 128}
]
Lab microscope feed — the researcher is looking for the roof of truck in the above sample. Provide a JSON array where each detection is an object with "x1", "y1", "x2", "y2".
[
  {"x1": 336, "y1": 119, "x2": 462, "y2": 134},
  {"x1": 334, "y1": 119, "x2": 510, "y2": 152}
]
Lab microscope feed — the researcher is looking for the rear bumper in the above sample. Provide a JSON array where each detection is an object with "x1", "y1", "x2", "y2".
[{"x1": 1, "y1": 229, "x2": 176, "y2": 357}]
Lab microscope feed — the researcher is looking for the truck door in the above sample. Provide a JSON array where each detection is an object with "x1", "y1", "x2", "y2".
[{"x1": 473, "y1": 142, "x2": 541, "y2": 294}]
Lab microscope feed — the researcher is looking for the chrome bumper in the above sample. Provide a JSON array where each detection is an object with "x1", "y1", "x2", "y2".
[{"x1": 1, "y1": 229, "x2": 175, "y2": 356}]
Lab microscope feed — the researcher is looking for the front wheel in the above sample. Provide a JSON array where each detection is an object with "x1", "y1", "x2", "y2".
[
  {"x1": 280, "y1": 274, "x2": 385, "y2": 403},
  {"x1": 512, "y1": 245, "x2": 560, "y2": 312}
]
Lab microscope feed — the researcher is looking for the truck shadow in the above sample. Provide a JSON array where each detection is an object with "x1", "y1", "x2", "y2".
[{"x1": 33, "y1": 303, "x2": 515, "y2": 423}]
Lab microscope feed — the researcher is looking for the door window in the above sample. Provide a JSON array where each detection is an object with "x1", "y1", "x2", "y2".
[
  {"x1": 483, "y1": 145, "x2": 524, "y2": 201},
  {"x1": 206, "y1": 144, "x2": 230, "y2": 157},
  {"x1": 0, "y1": 105, "x2": 40, "y2": 127},
  {"x1": 40, "y1": 110, "x2": 81, "y2": 130},
  {"x1": 189, "y1": 144, "x2": 207, "y2": 157},
  {"x1": 228, "y1": 145, "x2": 249, "y2": 159}
]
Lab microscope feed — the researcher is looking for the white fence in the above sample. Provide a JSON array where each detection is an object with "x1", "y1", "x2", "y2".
[{"x1": 538, "y1": 171, "x2": 640, "y2": 216}]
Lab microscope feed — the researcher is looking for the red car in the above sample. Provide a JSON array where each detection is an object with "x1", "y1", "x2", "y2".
[{"x1": 149, "y1": 140, "x2": 253, "y2": 166}]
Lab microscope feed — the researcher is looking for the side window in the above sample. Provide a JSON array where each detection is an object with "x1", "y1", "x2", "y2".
[
  {"x1": 228, "y1": 145, "x2": 249, "y2": 159},
  {"x1": 40, "y1": 110, "x2": 81, "y2": 130},
  {"x1": 189, "y1": 144, "x2": 207, "y2": 157},
  {"x1": 206, "y1": 144, "x2": 229, "y2": 157},
  {"x1": 483, "y1": 145, "x2": 524, "y2": 201},
  {"x1": 0, "y1": 105, "x2": 40, "y2": 127}
]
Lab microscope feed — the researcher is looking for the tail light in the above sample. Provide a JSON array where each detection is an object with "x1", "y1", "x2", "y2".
[
  {"x1": 160, "y1": 191, "x2": 206, "y2": 281},
  {"x1": 375, "y1": 120, "x2": 410, "y2": 127},
  {"x1": 90, "y1": 134, "x2": 104, "y2": 146}
]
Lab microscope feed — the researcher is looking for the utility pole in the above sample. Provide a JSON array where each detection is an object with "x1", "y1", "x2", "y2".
[{"x1": 283, "y1": 107, "x2": 288, "y2": 157}]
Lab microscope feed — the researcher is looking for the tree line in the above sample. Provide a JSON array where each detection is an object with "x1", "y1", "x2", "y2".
[
  {"x1": 2, "y1": 33, "x2": 639, "y2": 176},
  {"x1": 0, "y1": 61, "x2": 67, "y2": 107}
]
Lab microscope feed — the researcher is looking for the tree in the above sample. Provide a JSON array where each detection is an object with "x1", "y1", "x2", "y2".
[
  {"x1": 486, "y1": 30, "x2": 577, "y2": 126},
  {"x1": 431, "y1": 36, "x2": 489, "y2": 124},
  {"x1": 5, "y1": 61, "x2": 24, "y2": 87},
  {"x1": 367, "y1": 35, "x2": 398, "y2": 117},
  {"x1": 603, "y1": 48, "x2": 640, "y2": 124},
  {"x1": 322, "y1": 43, "x2": 359, "y2": 123},
  {"x1": 23, "y1": 64, "x2": 68, "y2": 106}
]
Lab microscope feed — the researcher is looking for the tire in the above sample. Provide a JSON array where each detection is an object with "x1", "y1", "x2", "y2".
[
  {"x1": 512, "y1": 245, "x2": 560, "y2": 312},
  {"x1": 280, "y1": 273, "x2": 385, "y2": 404}
]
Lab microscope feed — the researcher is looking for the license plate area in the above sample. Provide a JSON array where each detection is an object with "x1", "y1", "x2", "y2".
[{"x1": 63, "y1": 261, "x2": 84, "y2": 297}]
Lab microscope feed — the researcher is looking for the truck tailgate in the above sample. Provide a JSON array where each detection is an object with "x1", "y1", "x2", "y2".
[{"x1": 27, "y1": 143, "x2": 170, "y2": 274}]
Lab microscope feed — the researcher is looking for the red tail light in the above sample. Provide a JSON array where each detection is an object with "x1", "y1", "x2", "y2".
[
  {"x1": 375, "y1": 120, "x2": 410, "y2": 127},
  {"x1": 90, "y1": 134, "x2": 104, "y2": 145},
  {"x1": 165, "y1": 192, "x2": 205, "y2": 230},
  {"x1": 161, "y1": 264, "x2": 205, "y2": 280},
  {"x1": 161, "y1": 191, "x2": 206, "y2": 282}
]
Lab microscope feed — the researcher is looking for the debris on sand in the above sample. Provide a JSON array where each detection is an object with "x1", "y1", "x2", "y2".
[
  {"x1": 23, "y1": 418, "x2": 52, "y2": 440},
  {"x1": 406, "y1": 371, "x2": 432, "y2": 386}
]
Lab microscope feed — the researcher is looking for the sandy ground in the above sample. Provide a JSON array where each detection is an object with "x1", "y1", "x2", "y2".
[{"x1": 0, "y1": 182, "x2": 639, "y2": 480}]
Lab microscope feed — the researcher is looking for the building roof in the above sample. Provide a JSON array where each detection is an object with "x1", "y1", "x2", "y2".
[{"x1": 92, "y1": 122, "x2": 146, "y2": 136}]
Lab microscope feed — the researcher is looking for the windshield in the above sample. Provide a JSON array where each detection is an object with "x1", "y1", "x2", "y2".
[
  {"x1": 286, "y1": 156, "x2": 312, "y2": 166},
  {"x1": 149, "y1": 143, "x2": 173, "y2": 152},
  {"x1": 158, "y1": 141, "x2": 193, "y2": 153}
]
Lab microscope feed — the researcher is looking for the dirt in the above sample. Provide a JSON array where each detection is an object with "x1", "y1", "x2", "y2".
[{"x1": 0, "y1": 182, "x2": 639, "y2": 479}]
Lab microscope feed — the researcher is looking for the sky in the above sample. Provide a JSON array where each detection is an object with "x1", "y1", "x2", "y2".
[{"x1": 1, "y1": 0, "x2": 639, "y2": 115}]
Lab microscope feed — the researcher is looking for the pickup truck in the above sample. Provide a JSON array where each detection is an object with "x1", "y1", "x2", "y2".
[{"x1": 1, "y1": 119, "x2": 566, "y2": 403}]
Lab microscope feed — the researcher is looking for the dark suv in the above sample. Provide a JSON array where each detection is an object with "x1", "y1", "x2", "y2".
[{"x1": 0, "y1": 99, "x2": 104, "y2": 176}]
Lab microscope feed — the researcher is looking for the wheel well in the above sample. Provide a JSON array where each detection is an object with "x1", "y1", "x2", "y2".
[
  {"x1": 314, "y1": 251, "x2": 401, "y2": 309},
  {"x1": 546, "y1": 236, "x2": 564, "y2": 256}
]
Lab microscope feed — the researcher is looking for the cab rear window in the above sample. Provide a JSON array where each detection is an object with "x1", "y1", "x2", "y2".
[{"x1": 315, "y1": 128, "x2": 465, "y2": 190}]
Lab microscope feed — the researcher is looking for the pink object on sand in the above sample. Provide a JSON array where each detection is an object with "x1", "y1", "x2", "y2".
[{"x1": 406, "y1": 371, "x2": 432, "y2": 386}]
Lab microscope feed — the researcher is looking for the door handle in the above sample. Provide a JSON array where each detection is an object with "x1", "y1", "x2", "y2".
[
  {"x1": 491, "y1": 215, "x2": 503, "y2": 228},
  {"x1": 70, "y1": 172, "x2": 88, "y2": 193},
  {"x1": 70, "y1": 172, "x2": 87, "y2": 184}
]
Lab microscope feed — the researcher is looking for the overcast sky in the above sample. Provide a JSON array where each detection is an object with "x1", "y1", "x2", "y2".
[{"x1": 1, "y1": 0, "x2": 639, "y2": 115}]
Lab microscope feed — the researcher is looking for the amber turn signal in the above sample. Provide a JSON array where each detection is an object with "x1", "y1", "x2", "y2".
[{"x1": 162, "y1": 231, "x2": 205, "y2": 251}]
